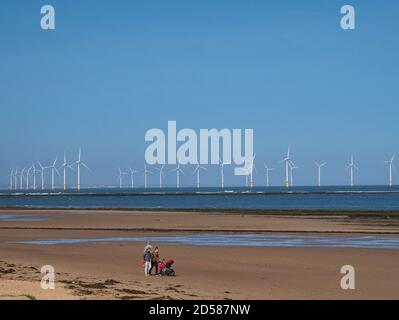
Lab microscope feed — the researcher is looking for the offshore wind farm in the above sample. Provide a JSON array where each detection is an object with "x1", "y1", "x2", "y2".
[{"x1": 1, "y1": 146, "x2": 399, "y2": 211}]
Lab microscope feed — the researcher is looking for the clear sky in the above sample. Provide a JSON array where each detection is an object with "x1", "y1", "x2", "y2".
[{"x1": 0, "y1": 0, "x2": 398, "y2": 187}]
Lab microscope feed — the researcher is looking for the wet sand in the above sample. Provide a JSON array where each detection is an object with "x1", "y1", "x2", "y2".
[{"x1": 1, "y1": 209, "x2": 399, "y2": 299}]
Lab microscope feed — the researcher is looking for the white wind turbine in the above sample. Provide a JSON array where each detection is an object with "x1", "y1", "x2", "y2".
[
  {"x1": 118, "y1": 168, "x2": 128, "y2": 188},
  {"x1": 385, "y1": 154, "x2": 396, "y2": 187},
  {"x1": 37, "y1": 161, "x2": 47, "y2": 190},
  {"x1": 24, "y1": 168, "x2": 30, "y2": 190},
  {"x1": 264, "y1": 164, "x2": 274, "y2": 187},
  {"x1": 172, "y1": 163, "x2": 184, "y2": 189},
  {"x1": 128, "y1": 167, "x2": 139, "y2": 189},
  {"x1": 30, "y1": 164, "x2": 40, "y2": 190},
  {"x1": 155, "y1": 165, "x2": 165, "y2": 189},
  {"x1": 8, "y1": 169, "x2": 14, "y2": 190},
  {"x1": 19, "y1": 167, "x2": 26, "y2": 190},
  {"x1": 248, "y1": 154, "x2": 256, "y2": 189},
  {"x1": 71, "y1": 148, "x2": 90, "y2": 191},
  {"x1": 26, "y1": 166, "x2": 32, "y2": 190},
  {"x1": 313, "y1": 161, "x2": 327, "y2": 187},
  {"x1": 14, "y1": 168, "x2": 18, "y2": 190},
  {"x1": 193, "y1": 164, "x2": 206, "y2": 189},
  {"x1": 346, "y1": 155, "x2": 359, "y2": 187},
  {"x1": 245, "y1": 167, "x2": 250, "y2": 188},
  {"x1": 143, "y1": 163, "x2": 153, "y2": 189},
  {"x1": 289, "y1": 162, "x2": 299, "y2": 187},
  {"x1": 279, "y1": 147, "x2": 295, "y2": 188},
  {"x1": 219, "y1": 158, "x2": 227, "y2": 189},
  {"x1": 46, "y1": 157, "x2": 60, "y2": 191},
  {"x1": 59, "y1": 152, "x2": 74, "y2": 191}
]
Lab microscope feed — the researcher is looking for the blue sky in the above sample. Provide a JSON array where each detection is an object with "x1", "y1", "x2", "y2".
[{"x1": 0, "y1": 0, "x2": 398, "y2": 187}]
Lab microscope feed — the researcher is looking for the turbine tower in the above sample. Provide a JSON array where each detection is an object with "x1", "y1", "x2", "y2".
[
  {"x1": 385, "y1": 154, "x2": 396, "y2": 187},
  {"x1": 313, "y1": 161, "x2": 327, "y2": 187},
  {"x1": 155, "y1": 165, "x2": 165, "y2": 189},
  {"x1": 19, "y1": 168, "x2": 26, "y2": 191},
  {"x1": 219, "y1": 159, "x2": 226, "y2": 189},
  {"x1": 279, "y1": 147, "x2": 294, "y2": 188},
  {"x1": 248, "y1": 154, "x2": 256, "y2": 189},
  {"x1": 7, "y1": 169, "x2": 14, "y2": 190},
  {"x1": 31, "y1": 164, "x2": 40, "y2": 190},
  {"x1": 24, "y1": 168, "x2": 30, "y2": 190},
  {"x1": 118, "y1": 168, "x2": 127, "y2": 188},
  {"x1": 264, "y1": 164, "x2": 274, "y2": 187},
  {"x1": 193, "y1": 164, "x2": 206, "y2": 189},
  {"x1": 143, "y1": 163, "x2": 152, "y2": 189},
  {"x1": 59, "y1": 152, "x2": 74, "y2": 191},
  {"x1": 26, "y1": 166, "x2": 32, "y2": 190},
  {"x1": 128, "y1": 167, "x2": 139, "y2": 189},
  {"x1": 346, "y1": 155, "x2": 359, "y2": 187},
  {"x1": 47, "y1": 157, "x2": 59, "y2": 191},
  {"x1": 37, "y1": 161, "x2": 47, "y2": 190},
  {"x1": 14, "y1": 169, "x2": 18, "y2": 190},
  {"x1": 172, "y1": 164, "x2": 184, "y2": 189},
  {"x1": 71, "y1": 148, "x2": 90, "y2": 191}
]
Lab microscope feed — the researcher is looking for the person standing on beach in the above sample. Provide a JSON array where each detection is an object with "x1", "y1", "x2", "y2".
[
  {"x1": 150, "y1": 246, "x2": 160, "y2": 275},
  {"x1": 143, "y1": 245, "x2": 152, "y2": 276}
]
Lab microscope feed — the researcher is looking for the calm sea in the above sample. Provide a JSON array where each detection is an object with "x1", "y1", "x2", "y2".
[{"x1": 0, "y1": 186, "x2": 399, "y2": 210}]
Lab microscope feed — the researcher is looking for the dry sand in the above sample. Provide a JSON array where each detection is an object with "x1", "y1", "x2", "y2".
[{"x1": 1, "y1": 209, "x2": 399, "y2": 300}]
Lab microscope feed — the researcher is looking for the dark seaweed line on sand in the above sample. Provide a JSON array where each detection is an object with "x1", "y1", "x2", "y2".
[{"x1": 1, "y1": 207, "x2": 399, "y2": 217}]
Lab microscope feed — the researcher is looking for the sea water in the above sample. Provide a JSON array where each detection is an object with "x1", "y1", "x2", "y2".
[{"x1": 0, "y1": 186, "x2": 399, "y2": 210}]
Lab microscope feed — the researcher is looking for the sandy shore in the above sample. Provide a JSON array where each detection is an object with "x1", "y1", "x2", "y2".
[{"x1": 1, "y1": 209, "x2": 399, "y2": 300}]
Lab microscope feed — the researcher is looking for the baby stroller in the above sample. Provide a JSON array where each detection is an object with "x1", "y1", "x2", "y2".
[{"x1": 158, "y1": 259, "x2": 175, "y2": 276}]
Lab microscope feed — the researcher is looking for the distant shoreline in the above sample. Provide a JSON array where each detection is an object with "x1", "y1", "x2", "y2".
[
  {"x1": 1, "y1": 189, "x2": 399, "y2": 197},
  {"x1": 1, "y1": 207, "x2": 399, "y2": 215}
]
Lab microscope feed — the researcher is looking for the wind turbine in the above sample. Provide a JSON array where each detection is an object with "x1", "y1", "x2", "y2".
[
  {"x1": 289, "y1": 162, "x2": 299, "y2": 187},
  {"x1": 171, "y1": 163, "x2": 184, "y2": 189},
  {"x1": 314, "y1": 161, "x2": 327, "y2": 187},
  {"x1": 118, "y1": 168, "x2": 127, "y2": 188},
  {"x1": 385, "y1": 154, "x2": 396, "y2": 187},
  {"x1": 193, "y1": 164, "x2": 206, "y2": 189},
  {"x1": 248, "y1": 154, "x2": 256, "y2": 189},
  {"x1": 143, "y1": 163, "x2": 153, "y2": 189},
  {"x1": 71, "y1": 148, "x2": 90, "y2": 191},
  {"x1": 128, "y1": 167, "x2": 139, "y2": 189},
  {"x1": 37, "y1": 161, "x2": 47, "y2": 190},
  {"x1": 279, "y1": 147, "x2": 295, "y2": 188},
  {"x1": 47, "y1": 157, "x2": 60, "y2": 191},
  {"x1": 59, "y1": 152, "x2": 74, "y2": 191},
  {"x1": 24, "y1": 168, "x2": 31, "y2": 190},
  {"x1": 26, "y1": 166, "x2": 32, "y2": 190},
  {"x1": 14, "y1": 168, "x2": 18, "y2": 190},
  {"x1": 155, "y1": 165, "x2": 165, "y2": 189},
  {"x1": 264, "y1": 164, "x2": 274, "y2": 187},
  {"x1": 219, "y1": 159, "x2": 226, "y2": 189},
  {"x1": 30, "y1": 164, "x2": 40, "y2": 190},
  {"x1": 19, "y1": 167, "x2": 26, "y2": 191},
  {"x1": 346, "y1": 155, "x2": 359, "y2": 187},
  {"x1": 7, "y1": 169, "x2": 14, "y2": 190}
]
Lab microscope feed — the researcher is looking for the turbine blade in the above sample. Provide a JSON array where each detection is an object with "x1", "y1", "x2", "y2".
[{"x1": 81, "y1": 162, "x2": 91, "y2": 171}]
